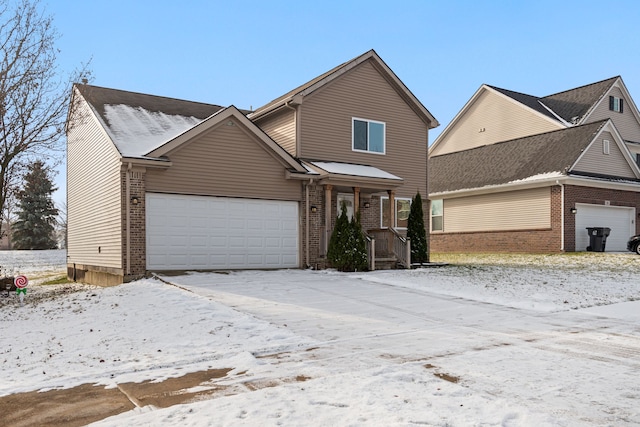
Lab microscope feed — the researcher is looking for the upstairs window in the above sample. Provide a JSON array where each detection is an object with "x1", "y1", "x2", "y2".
[
  {"x1": 609, "y1": 96, "x2": 624, "y2": 113},
  {"x1": 603, "y1": 139, "x2": 610, "y2": 155},
  {"x1": 353, "y1": 118, "x2": 385, "y2": 154}
]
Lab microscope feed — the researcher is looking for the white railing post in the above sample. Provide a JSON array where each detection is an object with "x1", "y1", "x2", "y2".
[
  {"x1": 406, "y1": 238, "x2": 411, "y2": 269},
  {"x1": 371, "y1": 238, "x2": 376, "y2": 271}
]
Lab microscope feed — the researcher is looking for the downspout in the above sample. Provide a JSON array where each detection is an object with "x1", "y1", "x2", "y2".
[
  {"x1": 126, "y1": 163, "x2": 132, "y2": 275},
  {"x1": 556, "y1": 180, "x2": 565, "y2": 251}
]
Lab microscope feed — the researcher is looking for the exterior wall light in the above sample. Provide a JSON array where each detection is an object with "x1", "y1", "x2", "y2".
[
  {"x1": 310, "y1": 205, "x2": 317, "y2": 213},
  {"x1": 363, "y1": 201, "x2": 370, "y2": 208},
  {"x1": 570, "y1": 207, "x2": 577, "y2": 214},
  {"x1": 131, "y1": 196, "x2": 140, "y2": 205}
]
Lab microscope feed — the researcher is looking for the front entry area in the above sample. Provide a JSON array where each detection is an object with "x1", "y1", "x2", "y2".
[
  {"x1": 574, "y1": 203, "x2": 635, "y2": 251},
  {"x1": 146, "y1": 193, "x2": 299, "y2": 270}
]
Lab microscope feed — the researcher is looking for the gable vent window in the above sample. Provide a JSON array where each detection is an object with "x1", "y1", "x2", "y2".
[
  {"x1": 603, "y1": 139, "x2": 610, "y2": 155},
  {"x1": 353, "y1": 118, "x2": 385, "y2": 154},
  {"x1": 609, "y1": 96, "x2": 624, "y2": 113}
]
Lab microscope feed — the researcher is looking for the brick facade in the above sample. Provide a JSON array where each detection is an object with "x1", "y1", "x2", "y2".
[
  {"x1": 430, "y1": 185, "x2": 563, "y2": 253},
  {"x1": 430, "y1": 184, "x2": 640, "y2": 253},
  {"x1": 563, "y1": 184, "x2": 640, "y2": 251},
  {"x1": 121, "y1": 168, "x2": 147, "y2": 280}
]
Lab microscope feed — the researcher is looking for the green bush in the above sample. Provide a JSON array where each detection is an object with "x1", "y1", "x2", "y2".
[
  {"x1": 407, "y1": 191, "x2": 428, "y2": 265},
  {"x1": 327, "y1": 202, "x2": 368, "y2": 272}
]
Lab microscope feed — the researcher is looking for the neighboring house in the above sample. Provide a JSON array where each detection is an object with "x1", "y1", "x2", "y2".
[
  {"x1": 429, "y1": 76, "x2": 640, "y2": 253},
  {"x1": 66, "y1": 50, "x2": 439, "y2": 285}
]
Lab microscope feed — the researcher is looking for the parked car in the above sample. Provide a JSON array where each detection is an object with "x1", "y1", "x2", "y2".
[{"x1": 627, "y1": 235, "x2": 640, "y2": 254}]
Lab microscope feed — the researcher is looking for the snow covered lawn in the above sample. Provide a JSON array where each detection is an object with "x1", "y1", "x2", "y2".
[{"x1": 1, "y1": 251, "x2": 640, "y2": 425}]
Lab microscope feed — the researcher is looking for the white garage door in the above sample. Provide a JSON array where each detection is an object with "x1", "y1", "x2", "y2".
[
  {"x1": 146, "y1": 193, "x2": 299, "y2": 270},
  {"x1": 575, "y1": 203, "x2": 635, "y2": 251}
]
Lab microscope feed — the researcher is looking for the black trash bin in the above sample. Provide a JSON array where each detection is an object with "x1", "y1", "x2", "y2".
[{"x1": 586, "y1": 227, "x2": 611, "y2": 252}]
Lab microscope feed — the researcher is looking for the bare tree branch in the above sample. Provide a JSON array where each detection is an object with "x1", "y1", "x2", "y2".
[{"x1": 0, "y1": 0, "x2": 90, "y2": 237}]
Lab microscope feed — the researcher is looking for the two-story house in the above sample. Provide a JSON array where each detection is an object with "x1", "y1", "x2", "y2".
[
  {"x1": 66, "y1": 50, "x2": 438, "y2": 285},
  {"x1": 429, "y1": 76, "x2": 640, "y2": 253}
]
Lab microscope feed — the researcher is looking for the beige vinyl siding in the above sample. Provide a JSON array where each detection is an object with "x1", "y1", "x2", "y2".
[
  {"x1": 588, "y1": 86, "x2": 640, "y2": 143},
  {"x1": 572, "y1": 131, "x2": 636, "y2": 178},
  {"x1": 67, "y1": 97, "x2": 123, "y2": 269},
  {"x1": 443, "y1": 187, "x2": 551, "y2": 233},
  {"x1": 146, "y1": 120, "x2": 301, "y2": 201},
  {"x1": 298, "y1": 60, "x2": 428, "y2": 198},
  {"x1": 254, "y1": 108, "x2": 296, "y2": 156},
  {"x1": 431, "y1": 89, "x2": 562, "y2": 156}
]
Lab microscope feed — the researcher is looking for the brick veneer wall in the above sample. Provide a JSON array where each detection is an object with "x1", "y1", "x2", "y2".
[
  {"x1": 302, "y1": 184, "x2": 326, "y2": 269},
  {"x1": 121, "y1": 169, "x2": 146, "y2": 280},
  {"x1": 563, "y1": 184, "x2": 640, "y2": 252},
  {"x1": 430, "y1": 186, "x2": 563, "y2": 253}
]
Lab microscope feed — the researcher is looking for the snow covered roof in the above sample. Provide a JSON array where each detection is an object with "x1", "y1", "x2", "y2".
[
  {"x1": 75, "y1": 84, "x2": 225, "y2": 157},
  {"x1": 305, "y1": 161, "x2": 402, "y2": 181}
]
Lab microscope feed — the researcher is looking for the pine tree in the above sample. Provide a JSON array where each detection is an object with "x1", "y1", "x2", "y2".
[
  {"x1": 327, "y1": 202, "x2": 368, "y2": 272},
  {"x1": 407, "y1": 191, "x2": 428, "y2": 265},
  {"x1": 12, "y1": 161, "x2": 59, "y2": 250}
]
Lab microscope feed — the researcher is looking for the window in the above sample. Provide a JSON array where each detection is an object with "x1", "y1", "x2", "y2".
[
  {"x1": 603, "y1": 139, "x2": 610, "y2": 155},
  {"x1": 636, "y1": 153, "x2": 640, "y2": 167},
  {"x1": 609, "y1": 96, "x2": 624, "y2": 113},
  {"x1": 381, "y1": 197, "x2": 411, "y2": 229},
  {"x1": 353, "y1": 118, "x2": 385, "y2": 154},
  {"x1": 337, "y1": 193, "x2": 354, "y2": 220},
  {"x1": 431, "y1": 199, "x2": 443, "y2": 232}
]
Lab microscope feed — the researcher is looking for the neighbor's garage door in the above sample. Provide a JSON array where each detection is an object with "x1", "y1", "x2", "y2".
[
  {"x1": 146, "y1": 193, "x2": 299, "y2": 270},
  {"x1": 575, "y1": 203, "x2": 635, "y2": 251}
]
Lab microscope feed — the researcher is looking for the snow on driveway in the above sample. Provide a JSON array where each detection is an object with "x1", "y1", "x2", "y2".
[{"x1": 2, "y1": 251, "x2": 640, "y2": 425}]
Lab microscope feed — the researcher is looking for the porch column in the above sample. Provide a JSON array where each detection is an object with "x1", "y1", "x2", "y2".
[
  {"x1": 353, "y1": 187, "x2": 360, "y2": 215},
  {"x1": 387, "y1": 190, "x2": 396, "y2": 229},
  {"x1": 387, "y1": 189, "x2": 396, "y2": 254},
  {"x1": 324, "y1": 184, "x2": 333, "y2": 255}
]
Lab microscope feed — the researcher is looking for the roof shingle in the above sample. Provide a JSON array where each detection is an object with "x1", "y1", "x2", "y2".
[{"x1": 429, "y1": 120, "x2": 608, "y2": 193}]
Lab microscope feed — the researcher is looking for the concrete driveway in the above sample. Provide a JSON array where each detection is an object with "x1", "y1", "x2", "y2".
[{"x1": 169, "y1": 269, "x2": 640, "y2": 425}]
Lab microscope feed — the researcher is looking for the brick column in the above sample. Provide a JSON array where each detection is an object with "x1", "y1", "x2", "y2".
[{"x1": 122, "y1": 167, "x2": 146, "y2": 280}]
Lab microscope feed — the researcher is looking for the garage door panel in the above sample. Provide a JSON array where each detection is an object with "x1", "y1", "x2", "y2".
[
  {"x1": 147, "y1": 193, "x2": 299, "y2": 270},
  {"x1": 575, "y1": 204, "x2": 634, "y2": 251}
]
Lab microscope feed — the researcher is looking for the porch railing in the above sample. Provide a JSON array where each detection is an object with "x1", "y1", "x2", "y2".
[
  {"x1": 390, "y1": 228, "x2": 411, "y2": 269},
  {"x1": 367, "y1": 228, "x2": 411, "y2": 269},
  {"x1": 365, "y1": 235, "x2": 375, "y2": 271}
]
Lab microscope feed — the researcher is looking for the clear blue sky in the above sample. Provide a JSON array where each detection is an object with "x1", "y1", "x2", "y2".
[{"x1": 44, "y1": 0, "x2": 640, "y2": 206}]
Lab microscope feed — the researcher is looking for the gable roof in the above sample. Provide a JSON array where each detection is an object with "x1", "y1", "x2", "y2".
[
  {"x1": 429, "y1": 120, "x2": 611, "y2": 194},
  {"x1": 249, "y1": 50, "x2": 439, "y2": 128},
  {"x1": 75, "y1": 84, "x2": 225, "y2": 157},
  {"x1": 541, "y1": 77, "x2": 619, "y2": 124},
  {"x1": 488, "y1": 85, "x2": 558, "y2": 121},
  {"x1": 147, "y1": 105, "x2": 307, "y2": 173}
]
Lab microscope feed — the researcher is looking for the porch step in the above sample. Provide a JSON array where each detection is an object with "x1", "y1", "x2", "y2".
[{"x1": 374, "y1": 257, "x2": 400, "y2": 270}]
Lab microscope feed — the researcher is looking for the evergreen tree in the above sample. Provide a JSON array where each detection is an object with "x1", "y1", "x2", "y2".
[
  {"x1": 327, "y1": 202, "x2": 368, "y2": 272},
  {"x1": 12, "y1": 161, "x2": 59, "y2": 249},
  {"x1": 407, "y1": 191, "x2": 428, "y2": 265}
]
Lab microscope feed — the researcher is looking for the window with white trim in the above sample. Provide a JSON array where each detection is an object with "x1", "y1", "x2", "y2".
[
  {"x1": 381, "y1": 197, "x2": 411, "y2": 229},
  {"x1": 609, "y1": 96, "x2": 624, "y2": 113},
  {"x1": 353, "y1": 118, "x2": 385, "y2": 154},
  {"x1": 431, "y1": 199, "x2": 443, "y2": 232},
  {"x1": 603, "y1": 139, "x2": 610, "y2": 155}
]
